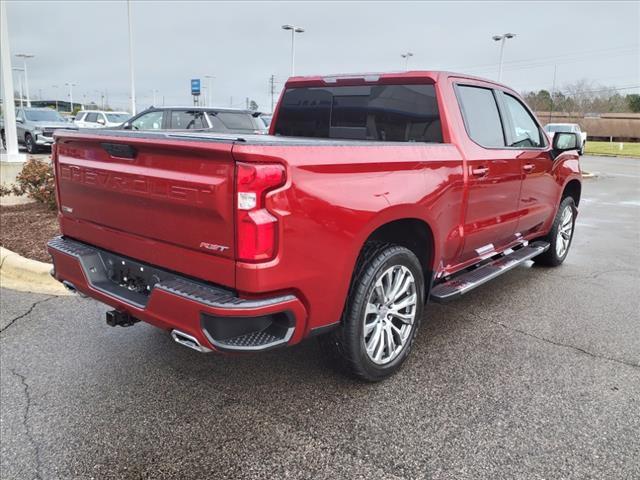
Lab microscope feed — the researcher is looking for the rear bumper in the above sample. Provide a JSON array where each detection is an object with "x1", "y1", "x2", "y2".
[{"x1": 47, "y1": 236, "x2": 307, "y2": 352}]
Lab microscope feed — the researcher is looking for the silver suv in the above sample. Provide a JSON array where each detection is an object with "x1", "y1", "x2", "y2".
[{"x1": 11, "y1": 108, "x2": 78, "y2": 153}]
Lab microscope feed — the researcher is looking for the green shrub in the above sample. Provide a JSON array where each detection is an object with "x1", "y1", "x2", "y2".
[{"x1": 0, "y1": 159, "x2": 57, "y2": 210}]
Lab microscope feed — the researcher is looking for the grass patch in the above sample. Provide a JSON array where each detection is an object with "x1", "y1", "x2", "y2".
[{"x1": 584, "y1": 141, "x2": 640, "y2": 157}]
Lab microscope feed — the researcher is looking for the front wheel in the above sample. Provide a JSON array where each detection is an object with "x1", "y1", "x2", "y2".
[
  {"x1": 25, "y1": 133, "x2": 37, "y2": 154},
  {"x1": 319, "y1": 243, "x2": 424, "y2": 381},
  {"x1": 534, "y1": 196, "x2": 576, "y2": 266}
]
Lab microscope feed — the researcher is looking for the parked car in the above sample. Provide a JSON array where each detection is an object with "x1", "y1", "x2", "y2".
[
  {"x1": 75, "y1": 110, "x2": 131, "y2": 128},
  {"x1": 48, "y1": 71, "x2": 582, "y2": 381},
  {"x1": 120, "y1": 107, "x2": 267, "y2": 134},
  {"x1": 256, "y1": 113, "x2": 272, "y2": 130},
  {"x1": 4, "y1": 107, "x2": 78, "y2": 153},
  {"x1": 544, "y1": 123, "x2": 587, "y2": 155}
]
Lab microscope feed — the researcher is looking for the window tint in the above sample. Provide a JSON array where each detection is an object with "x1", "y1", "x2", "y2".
[
  {"x1": 169, "y1": 110, "x2": 208, "y2": 129},
  {"x1": 85, "y1": 112, "x2": 98, "y2": 123},
  {"x1": 215, "y1": 112, "x2": 256, "y2": 130},
  {"x1": 457, "y1": 85, "x2": 504, "y2": 147},
  {"x1": 503, "y1": 94, "x2": 543, "y2": 148},
  {"x1": 130, "y1": 111, "x2": 163, "y2": 130},
  {"x1": 275, "y1": 84, "x2": 442, "y2": 142}
]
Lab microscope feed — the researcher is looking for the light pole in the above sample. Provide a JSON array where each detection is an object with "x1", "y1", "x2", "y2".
[
  {"x1": 15, "y1": 53, "x2": 34, "y2": 107},
  {"x1": 401, "y1": 52, "x2": 414, "y2": 71},
  {"x1": 65, "y1": 82, "x2": 77, "y2": 113},
  {"x1": 52, "y1": 85, "x2": 60, "y2": 111},
  {"x1": 12, "y1": 67, "x2": 24, "y2": 107},
  {"x1": 492, "y1": 33, "x2": 516, "y2": 82},
  {"x1": 281, "y1": 24, "x2": 304, "y2": 76},
  {"x1": 127, "y1": 0, "x2": 137, "y2": 114},
  {"x1": 151, "y1": 89, "x2": 159, "y2": 106},
  {"x1": 0, "y1": 0, "x2": 23, "y2": 160},
  {"x1": 204, "y1": 75, "x2": 214, "y2": 107}
]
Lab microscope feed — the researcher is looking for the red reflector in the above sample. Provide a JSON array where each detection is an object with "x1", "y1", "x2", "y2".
[{"x1": 235, "y1": 162, "x2": 285, "y2": 262}]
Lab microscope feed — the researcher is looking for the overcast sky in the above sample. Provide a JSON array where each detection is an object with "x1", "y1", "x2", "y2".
[{"x1": 3, "y1": 0, "x2": 639, "y2": 112}]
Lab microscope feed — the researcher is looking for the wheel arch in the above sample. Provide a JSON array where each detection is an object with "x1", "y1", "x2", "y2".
[
  {"x1": 562, "y1": 178, "x2": 582, "y2": 206},
  {"x1": 360, "y1": 217, "x2": 435, "y2": 295}
]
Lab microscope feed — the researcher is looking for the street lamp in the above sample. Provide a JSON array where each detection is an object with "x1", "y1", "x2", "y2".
[
  {"x1": 401, "y1": 52, "x2": 414, "y2": 71},
  {"x1": 204, "y1": 75, "x2": 215, "y2": 107},
  {"x1": 281, "y1": 24, "x2": 304, "y2": 76},
  {"x1": 12, "y1": 67, "x2": 24, "y2": 107},
  {"x1": 127, "y1": 0, "x2": 136, "y2": 114},
  {"x1": 15, "y1": 53, "x2": 34, "y2": 107},
  {"x1": 492, "y1": 33, "x2": 516, "y2": 82},
  {"x1": 151, "y1": 89, "x2": 159, "y2": 106},
  {"x1": 65, "y1": 82, "x2": 77, "y2": 113}
]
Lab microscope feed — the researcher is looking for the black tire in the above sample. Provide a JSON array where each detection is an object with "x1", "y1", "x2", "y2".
[
  {"x1": 533, "y1": 196, "x2": 576, "y2": 267},
  {"x1": 0, "y1": 130, "x2": 5, "y2": 149},
  {"x1": 318, "y1": 243, "x2": 425, "y2": 381},
  {"x1": 25, "y1": 133, "x2": 37, "y2": 154}
]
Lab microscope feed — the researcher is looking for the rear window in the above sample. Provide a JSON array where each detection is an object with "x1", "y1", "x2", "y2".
[{"x1": 274, "y1": 84, "x2": 442, "y2": 142}]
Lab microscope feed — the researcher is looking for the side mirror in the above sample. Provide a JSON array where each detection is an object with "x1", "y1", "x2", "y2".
[
  {"x1": 552, "y1": 132, "x2": 578, "y2": 153},
  {"x1": 97, "y1": 118, "x2": 106, "y2": 125},
  {"x1": 16, "y1": 118, "x2": 24, "y2": 123},
  {"x1": 123, "y1": 122, "x2": 131, "y2": 130}
]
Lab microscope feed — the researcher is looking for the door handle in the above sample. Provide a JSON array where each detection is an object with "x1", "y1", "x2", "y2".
[
  {"x1": 471, "y1": 166, "x2": 489, "y2": 177},
  {"x1": 523, "y1": 163, "x2": 535, "y2": 172}
]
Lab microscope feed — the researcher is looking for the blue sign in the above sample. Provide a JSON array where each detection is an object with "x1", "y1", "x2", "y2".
[{"x1": 191, "y1": 78, "x2": 201, "y2": 96}]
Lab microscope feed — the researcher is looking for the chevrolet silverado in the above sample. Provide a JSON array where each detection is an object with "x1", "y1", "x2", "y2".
[{"x1": 48, "y1": 71, "x2": 582, "y2": 381}]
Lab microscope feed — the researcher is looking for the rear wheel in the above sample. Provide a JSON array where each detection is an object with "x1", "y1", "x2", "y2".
[
  {"x1": 319, "y1": 243, "x2": 424, "y2": 381},
  {"x1": 533, "y1": 196, "x2": 576, "y2": 266}
]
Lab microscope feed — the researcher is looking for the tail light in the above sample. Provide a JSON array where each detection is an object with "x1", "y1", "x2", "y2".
[{"x1": 236, "y1": 162, "x2": 285, "y2": 262}]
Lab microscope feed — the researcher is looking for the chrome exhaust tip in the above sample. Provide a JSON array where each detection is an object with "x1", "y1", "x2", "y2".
[{"x1": 171, "y1": 330, "x2": 211, "y2": 353}]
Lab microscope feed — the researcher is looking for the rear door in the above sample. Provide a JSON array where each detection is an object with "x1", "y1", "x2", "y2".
[
  {"x1": 455, "y1": 84, "x2": 523, "y2": 262},
  {"x1": 497, "y1": 91, "x2": 555, "y2": 237}
]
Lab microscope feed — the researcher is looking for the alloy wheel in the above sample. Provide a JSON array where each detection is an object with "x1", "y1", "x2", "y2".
[
  {"x1": 556, "y1": 205, "x2": 574, "y2": 258},
  {"x1": 363, "y1": 265, "x2": 417, "y2": 365}
]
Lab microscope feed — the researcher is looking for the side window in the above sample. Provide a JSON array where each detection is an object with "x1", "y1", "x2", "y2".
[
  {"x1": 16, "y1": 109, "x2": 24, "y2": 121},
  {"x1": 503, "y1": 94, "x2": 543, "y2": 148},
  {"x1": 130, "y1": 111, "x2": 163, "y2": 130},
  {"x1": 85, "y1": 112, "x2": 98, "y2": 123},
  {"x1": 169, "y1": 110, "x2": 207, "y2": 129},
  {"x1": 456, "y1": 85, "x2": 505, "y2": 147}
]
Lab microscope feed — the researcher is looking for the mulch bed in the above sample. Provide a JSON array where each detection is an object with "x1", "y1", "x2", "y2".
[{"x1": 0, "y1": 203, "x2": 59, "y2": 263}]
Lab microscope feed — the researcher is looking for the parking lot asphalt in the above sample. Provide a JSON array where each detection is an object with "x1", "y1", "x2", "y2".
[{"x1": 1, "y1": 155, "x2": 639, "y2": 479}]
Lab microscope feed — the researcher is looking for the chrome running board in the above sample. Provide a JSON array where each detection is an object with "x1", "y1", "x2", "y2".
[{"x1": 430, "y1": 241, "x2": 550, "y2": 303}]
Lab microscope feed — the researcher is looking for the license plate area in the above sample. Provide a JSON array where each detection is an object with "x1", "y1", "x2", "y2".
[{"x1": 80, "y1": 250, "x2": 178, "y2": 308}]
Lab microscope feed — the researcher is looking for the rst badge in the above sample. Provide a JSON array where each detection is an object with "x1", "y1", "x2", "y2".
[{"x1": 199, "y1": 242, "x2": 230, "y2": 253}]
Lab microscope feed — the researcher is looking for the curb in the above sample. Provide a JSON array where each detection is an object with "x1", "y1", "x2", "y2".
[{"x1": 0, "y1": 246, "x2": 70, "y2": 296}]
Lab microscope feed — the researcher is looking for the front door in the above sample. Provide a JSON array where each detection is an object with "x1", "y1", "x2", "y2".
[{"x1": 497, "y1": 91, "x2": 556, "y2": 237}]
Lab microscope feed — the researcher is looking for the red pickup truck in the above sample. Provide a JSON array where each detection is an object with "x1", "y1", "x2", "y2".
[{"x1": 48, "y1": 71, "x2": 582, "y2": 381}]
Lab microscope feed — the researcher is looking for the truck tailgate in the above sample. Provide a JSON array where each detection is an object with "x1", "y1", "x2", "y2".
[{"x1": 54, "y1": 133, "x2": 237, "y2": 287}]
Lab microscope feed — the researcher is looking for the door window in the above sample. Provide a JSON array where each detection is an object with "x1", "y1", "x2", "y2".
[
  {"x1": 456, "y1": 85, "x2": 505, "y2": 147},
  {"x1": 503, "y1": 94, "x2": 544, "y2": 148},
  {"x1": 130, "y1": 111, "x2": 163, "y2": 130},
  {"x1": 85, "y1": 112, "x2": 98, "y2": 123},
  {"x1": 169, "y1": 110, "x2": 208, "y2": 129}
]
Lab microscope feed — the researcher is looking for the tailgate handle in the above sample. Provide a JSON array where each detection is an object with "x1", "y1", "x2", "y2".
[{"x1": 101, "y1": 143, "x2": 137, "y2": 159}]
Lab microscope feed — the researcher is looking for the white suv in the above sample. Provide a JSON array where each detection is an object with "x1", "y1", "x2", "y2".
[{"x1": 75, "y1": 110, "x2": 131, "y2": 128}]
